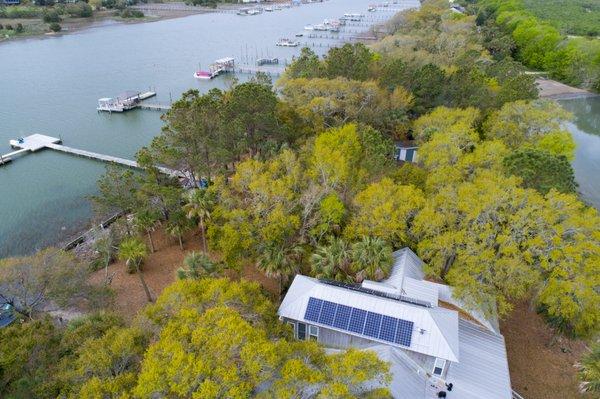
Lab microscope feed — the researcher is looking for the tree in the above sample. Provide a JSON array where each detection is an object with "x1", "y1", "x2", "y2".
[
  {"x1": 310, "y1": 238, "x2": 353, "y2": 282},
  {"x1": 256, "y1": 244, "x2": 302, "y2": 297},
  {"x1": 91, "y1": 166, "x2": 142, "y2": 217},
  {"x1": 412, "y1": 106, "x2": 480, "y2": 143},
  {"x1": 183, "y1": 188, "x2": 215, "y2": 252},
  {"x1": 345, "y1": 178, "x2": 425, "y2": 247},
  {"x1": 0, "y1": 249, "x2": 98, "y2": 318},
  {"x1": 118, "y1": 237, "x2": 152, "y2": 303},
  {"x1": 351, "y1": 236, "x2": 393, "y2": 282},
  {"x1": 324, "y1": 43, "x2": 374, "y2": 81},
  {"x1": 165, "y1": 210, "x2": 193, "y2": 251},
  {"x1": 223, "y1": 82, "x2": 281, "y2": 157},
  {"x1": 133, "y1": 209, "x2": 159, "y2": 253},
  {"x1": 503, "y1": 148, "x2": 577, "y2": 194},
  {"x1": 483, "y1": 99, "x2": 575, "y2": 159},
  {"x1": 67, "y1": 327, "x2": 147, "y2": 398},
  {"x1": 286, "y1": 47, "x2": 324, "y2": 79},
  {"x1": 577, "y1": 342, "x2": 600, "y2": 394},
  {"x1": 93, "y1": 231, "x2": 117, "y2": 285},
  {"x1": 177, "y1": 251, "x2": 221, "y2": 280},
  {"x1": 413, "y1": 171, "x2": 549, "y2": 316}
]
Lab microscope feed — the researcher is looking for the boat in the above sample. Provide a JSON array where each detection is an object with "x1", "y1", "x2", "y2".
[
  {"x1": 194, "y1": 57, "x2": 235, "y2": 80},
  {"x1": 276, "y1": 38, "x2": 300, "y2": 47},
  {"x1": 265, "y1": 6, "x2": 273, "y2": 11},
  {"x1": 313, "y1": 23, "x2": 328, "y2": 31},
  {"x1": 295, "y1": 32, "x2": 304, "y2": 37},
  {"x1": 97, "y1": 90, "x2": 156, "y2": 112},
  {"x1": 368, "y1": 5, "x2": 376, "y2": 12},
  {"x1": 257, "y1": 57, "x2": 279, "y2": 66},
  {"x1": 304, "y1": 24, "x2": 314, "y2": 30}
]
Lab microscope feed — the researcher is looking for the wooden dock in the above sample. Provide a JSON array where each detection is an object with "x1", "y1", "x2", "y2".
[
  {"x1": 138, "y1": 103, "x2": 172, "y2": 111},
  {"x1": 2, "y1": 134, "x2": 182, "y2": 178}
]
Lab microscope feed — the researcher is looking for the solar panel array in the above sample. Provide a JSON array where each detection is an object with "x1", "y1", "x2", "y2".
[{"x1": 304, "y1": 297, "x2": 414, "y2": 347}]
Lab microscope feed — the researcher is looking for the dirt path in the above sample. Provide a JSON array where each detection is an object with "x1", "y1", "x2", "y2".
[{"x1": 500, "y1": 301, "x2": 591, "y2": 399}]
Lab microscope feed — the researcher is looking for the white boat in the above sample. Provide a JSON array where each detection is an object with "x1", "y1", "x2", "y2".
[
  {"x1": 265, "y1": 6, "x2": 273, "y2": 11},
  {"x1": 313, "y1": 23, "x2": 328, "y2": 31},
  {"x1": 304, "y1": 24, "x2": 314, "y2": 30},
  {"x1": 276, "y1": 38, "x2": 300, "y2": 47}
]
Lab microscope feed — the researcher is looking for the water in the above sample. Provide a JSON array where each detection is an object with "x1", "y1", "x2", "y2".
[
  {"x1": 0, "y1": 0, "x2": 418, "y2": 257},
  {"x1": 560, "y1": 97, "x2": 600, "y2": 210}
]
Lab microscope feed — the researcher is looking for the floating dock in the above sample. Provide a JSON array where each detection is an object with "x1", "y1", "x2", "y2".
[
  {"x1": 97, "y1": 91, "x2": 170, "y2": 113},
  {"x1": 2, "y1": 134, "x2": 181, "y2": 178}
]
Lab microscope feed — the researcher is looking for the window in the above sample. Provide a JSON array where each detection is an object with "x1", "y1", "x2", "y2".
[
  {"x1": 309, "y1": 325, "x2": 319, "y2": 340},
  {"x1": 432, "y1": 358, "x2": 446, "y2": 376},
  {"x1": 297, "y1": 322, "x2": 307, "y2": 340},
  {"x1": 287, "y1": 321, "x2": 296, "y2": 336}
]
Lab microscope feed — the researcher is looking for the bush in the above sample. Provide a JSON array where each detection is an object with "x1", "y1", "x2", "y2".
[
  {"x1": 43, "y1": 9, "x2": 61, "y2": 23},
  {"x1": 5, "y1": 24, "x2": 13, "y2": 30},
  {"x1": 65, "y1": 2, "x2": 93, "y2": 18},
  {"x1": 0, "y1": 24, "x2": 3, "y2": 30},
  {"x1": 120, "y1": 8, "x2": 144, "y2": 18},
  {"x1": 15, "y1": 23, "x2": 23, "y2": 33},
  {"x1": 49, "y1": 22, "x2": 61, "y2": 32}
]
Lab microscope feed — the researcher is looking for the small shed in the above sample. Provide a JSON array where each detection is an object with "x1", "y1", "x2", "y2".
[{"x1": 395, "y1": 141, "x2": 418, "y2": 163}]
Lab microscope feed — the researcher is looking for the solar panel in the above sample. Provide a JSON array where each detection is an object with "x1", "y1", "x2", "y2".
[
  {"x1": 348, "y1": 308, "x2": 367, "y2": 334},
  {"x1": 318, "y1": 300, "x2": 337, "y2": 325},
  {"x1": 305, "y1": 297, "x2": 323, "y2": 322},
  {"x1": 333, "y1": 304, "x2": 352, "y2": 330},
  {"x1": 395, "y1": 319, "x2": 414, "y2": 347},
  {"x1": 379, "y1": 315, "x2": 398, "y2": 343},
  {"x1": 303, "y1": 297, "x2": 414, "y2": 348},
  {"x1": 363, "y1": 312, "x2": 382, "y2": 338}
]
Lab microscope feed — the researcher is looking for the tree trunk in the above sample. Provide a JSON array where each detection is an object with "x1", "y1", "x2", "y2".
[
  {"x1": 147, "y1": 231, "x2": 155, "y2": 253},
  {"x1": 178, "y1": 233, "x2": 183, "y2": 251},
  {"x1": 135, "y1": 262, "x2": 153, "y2": 303},
  {"x1": 200, "y1": 218, "x2": 207, "y2": 252},
  {"x1": 441, "y1": 253, "x2": 456, "y2": 279}
]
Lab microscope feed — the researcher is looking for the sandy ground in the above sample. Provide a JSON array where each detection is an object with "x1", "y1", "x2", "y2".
[
  {"x1": 88, "y1": 227, "x2": 279, "y2": 320},
  {"x1": 500, "y1": 301, "x2": 591, "y2": 399},
  {"x1": 536, "y1": 78, "x2": 597, "y2": 100}
]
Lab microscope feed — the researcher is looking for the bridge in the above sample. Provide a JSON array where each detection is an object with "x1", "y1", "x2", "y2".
[{"x1": 1, "y1": 134, "x2": 182, "y2": 178}]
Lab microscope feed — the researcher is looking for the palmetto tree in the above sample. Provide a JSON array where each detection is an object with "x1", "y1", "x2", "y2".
[
  {"x1": 177, "y1": 251, "x2": 220, "y2": 280},
  {"x1": 257, "y1": 244, "x2": 303, "y2": 297},
  {"x1": 133, "y1": 209, "x2": 159, "y2": 253},
  {"x1": 118, "y1": 237, "x2": 153, "y2": 303},
  {"x1": 577, "y1": 343, "x2": 600, "y2": 394},
  {"x1": 310, "y1": 237, "x2": 353, "y2": 282},
  {"x1": 350, "y1": 236, "x2": 393, "y2": 282},
  {"x1": 165, "y1": 210, "x2": 193, "y2": 251},
  {"x1": 183, "y1": 189, "x2": 215, "y2": 252}
]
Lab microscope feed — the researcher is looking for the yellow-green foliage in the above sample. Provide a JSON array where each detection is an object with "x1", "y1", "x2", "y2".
[{"x1": 345, "y1": 178, "x2": 425, "y2": 247}]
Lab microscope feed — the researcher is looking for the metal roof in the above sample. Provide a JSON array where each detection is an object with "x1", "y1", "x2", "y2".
[
  {"x1": 446, "y1": 319, "x2": 512, "y2": 399},
  {"x1": 279, "y1": 275, "x2": 460, "y2": 362}
]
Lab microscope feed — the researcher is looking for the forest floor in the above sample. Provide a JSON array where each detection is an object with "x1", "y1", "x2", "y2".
[
  {"x1": 501, "y1": 301, "x2": 591, "y2": 399},
  {"x1": 88, "y1": 227, "x2": 278, "y2": 321}
]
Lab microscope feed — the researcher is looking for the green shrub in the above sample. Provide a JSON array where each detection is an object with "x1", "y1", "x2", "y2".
[
  {"x1": 49, "y1": 22, "x2": 61, "y2": 32},
  {"x1": 5, "y1": 24, "x2": 13, "y2": 30},
  {"x1": 65, "y1": 2, "x2": 93, "y2": 18},
  {"x1": 120, "y1": 8, "x2": 144, "y2": 18},
  {"x1": 15, "y1": 23, "x2": 23, "y2": 33},
  {"x1": 43, "y1": 9, "x2": 61, "y2": 23}
]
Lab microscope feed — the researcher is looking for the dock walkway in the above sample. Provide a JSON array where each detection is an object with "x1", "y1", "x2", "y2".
[{"x1": 2, "y1": 134, "x2": 182, "y2": 178}]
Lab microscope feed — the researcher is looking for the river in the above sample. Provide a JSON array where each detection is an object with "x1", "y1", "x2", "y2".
[
  {"x1": 0, "y1": 0, "x2": 420, "y2": 257},
  {"x1": 560, "y1": 97, "x2": 600, "y2": 210}
]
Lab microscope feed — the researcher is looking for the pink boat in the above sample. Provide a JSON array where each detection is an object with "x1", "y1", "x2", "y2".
[{"x1": 194, "y1": 70, "x2": 213, "y2": 80}]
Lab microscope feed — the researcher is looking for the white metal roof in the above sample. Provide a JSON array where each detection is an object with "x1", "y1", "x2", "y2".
[
  {"x1": 446, "y1": 319, "x2": 512, "y2": 399},
  {"x1": 384, "y1": 248, "x2": 425, "y2": 289},
  {"x1": 279, "y1": 275, "x2": 460, "y2": 362}
]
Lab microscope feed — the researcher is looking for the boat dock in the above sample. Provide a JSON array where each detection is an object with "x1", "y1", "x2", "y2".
[
  {"x1": 97, "y1": 91, "x2": 171, "y2": 113},
  {"x1": 2, "y1": 134, "x2": 181, "y2": 177}
]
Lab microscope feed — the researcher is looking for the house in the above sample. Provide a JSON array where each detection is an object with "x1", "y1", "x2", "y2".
[
  {"x1": 2, "y1": 0, "x2": 21, "y2": 5},
  {"x1": 278, "y1": 248, "x2": 513, "y2": 399},
  {"x1": 395, "y1": 141, "x2": 418, "y2": 163}
]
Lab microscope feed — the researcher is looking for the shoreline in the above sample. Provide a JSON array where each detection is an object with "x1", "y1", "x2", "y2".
[
  {"x1": 0, "y1": 4, "x2": 216, "y2": 45},
  {"x1": 536, "y1": 77, "x2": 599, "y2": 100}
]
